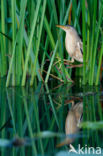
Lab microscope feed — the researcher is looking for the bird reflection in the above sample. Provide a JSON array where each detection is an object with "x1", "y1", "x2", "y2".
[{"x1": 57, "y1": 102, "x2": 83, "y2": 147}]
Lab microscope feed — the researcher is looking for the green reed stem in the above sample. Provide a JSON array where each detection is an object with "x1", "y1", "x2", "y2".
[
  {"x1": 0, "y1": 0, "x2": 7, "y2": 77},
  {"x1": 91, "y1": 2, "x2": 103, "y2": 85},
  {"x1": 11, "y1": 0, "x2": 16, "y2": 86},
  {"x1": 95, "y1": 38, "x2": 103, "y2": 85},
  {"x1": 82, "y1": 0, "x2": 86, "y2": 84},
  {"x1": 44, "y1": 16, "x2": 55, "y2": 49},
  {"x1": 22, "y1": 0, "x2": 41, "y2": 86},
  {"x1": 16, "y1": 0, "x2": 27, "y2": 85},
  {"x1": 89, "y1": 0, "x2": 97, "y2": 85},
  {"x1": 6, "y1": 39, "x2": 17, "y2": 87},
  {"x1": 30, "y1": 0, "x2": 47, "y2": 86},
  {"x1": 86, "y1": 10, "x2": 90, "y2": 63}
]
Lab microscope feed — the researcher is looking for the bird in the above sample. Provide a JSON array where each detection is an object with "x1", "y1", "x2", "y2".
[
  {"x1": 56, "y1": 102, "x2": 83, "y2": 147},
  {"x1": 56, "y1": 25, "x2": 83, "y2": 63}
]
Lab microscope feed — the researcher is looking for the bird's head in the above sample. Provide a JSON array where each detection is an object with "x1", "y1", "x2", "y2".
[{"x1": 56, "y1": 25, "x2": 73, "y2": 32}]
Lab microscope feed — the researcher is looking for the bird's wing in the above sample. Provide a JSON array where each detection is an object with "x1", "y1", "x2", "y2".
[
  {"x1": 80, "y1": 41, "x2": 83, "y2": 54},
  {"x1": 77, "y1": 41, "x2": 83, "y2": 54}
]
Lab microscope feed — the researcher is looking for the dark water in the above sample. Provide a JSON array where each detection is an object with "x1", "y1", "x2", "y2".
[{"x1": 0, "y1": 79, "x2": 103, "y2": 155}]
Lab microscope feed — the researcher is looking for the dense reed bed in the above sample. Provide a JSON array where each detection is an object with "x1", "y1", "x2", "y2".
[{"x1": 0, "y1": 0, "x2": 103, "y2": 86}]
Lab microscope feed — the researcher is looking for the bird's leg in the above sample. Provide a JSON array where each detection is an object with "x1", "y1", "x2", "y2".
[
  {"x1": 67, "y1": 64, "x2": 83, "y2": 68},
  {"x1": 63, "y1": 58, "x2": 75, "y2": 67},
  {"x1": 63, "y1": 59, "x2": 83, "y2": 68},
  {"x1": 63, "y1": 58, "x2": 74, "y2": 63},
  {"x1": 69, "y1": 58, "x2": 74, "y2": 63}
]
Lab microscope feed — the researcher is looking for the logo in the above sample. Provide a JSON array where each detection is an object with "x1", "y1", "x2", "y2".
[{"x1": 69, "y1": 144, "x2": 102, "y2": 155}]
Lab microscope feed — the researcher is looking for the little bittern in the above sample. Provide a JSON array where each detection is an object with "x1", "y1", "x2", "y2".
[{"x1": 56, "y1": 25, "x2": 83, "y2": 63}]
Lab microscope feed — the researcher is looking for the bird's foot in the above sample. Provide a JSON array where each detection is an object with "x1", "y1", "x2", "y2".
[
  {"x1": 66, "y1": 64, "x2": 83, "y2": 68},
  {"x1": 63, "y1": 59, "x2": 83, "y2": 68}
]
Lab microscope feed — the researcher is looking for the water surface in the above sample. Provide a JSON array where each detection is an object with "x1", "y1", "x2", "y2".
[{"x1": 0, "y1": 79, "x2": 103, "y2": 155}]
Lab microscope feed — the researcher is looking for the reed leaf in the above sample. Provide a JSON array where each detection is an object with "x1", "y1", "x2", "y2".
[
  {"x1": 82, "y1": 0, "x2": 86, "y2": 84},
  {"x1": 0, "y1": 0, "x2": 103, "y2": 86},
  {"x1": 22, "y1": 0, "x2": 41, "y2": 86},
  {"x1": 0, "y1": 0, "x2": 7, "y2": 77},
  {"x1": 30, "y1": 0, "x2": 47, "y2": 86}
]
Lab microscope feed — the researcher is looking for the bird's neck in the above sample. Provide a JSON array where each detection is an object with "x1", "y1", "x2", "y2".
[{"x1": 65, "y1": 33, "x2": 75, "y2": 56}]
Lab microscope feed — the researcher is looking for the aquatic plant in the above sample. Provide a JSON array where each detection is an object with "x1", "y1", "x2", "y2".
[{"x1": 0, "y1": 0, "x2": 103, "y2": 86}]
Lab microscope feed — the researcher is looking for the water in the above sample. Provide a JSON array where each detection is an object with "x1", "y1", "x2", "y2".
[{"x1": 0, "y1": 79, "x2": 103, "y2": 155}]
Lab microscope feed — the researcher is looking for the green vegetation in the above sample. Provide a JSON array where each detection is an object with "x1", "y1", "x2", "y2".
[{"x1": 0, "y1": 0, "x2": 103, "y2": 86}]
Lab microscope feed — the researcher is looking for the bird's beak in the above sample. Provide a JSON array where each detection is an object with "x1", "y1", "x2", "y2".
[{"x1": 56, "y1": 25, "x2": 68, "y2": 32}]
